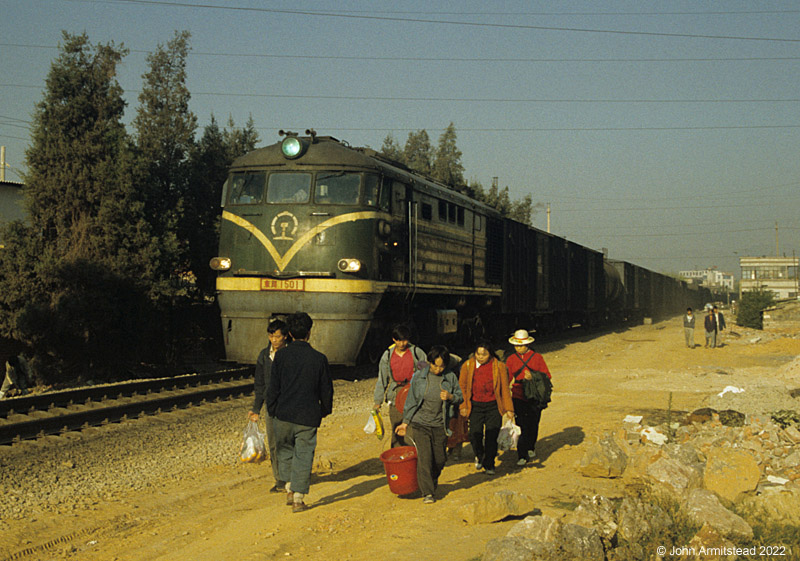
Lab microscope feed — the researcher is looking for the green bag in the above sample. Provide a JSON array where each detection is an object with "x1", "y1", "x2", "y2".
[{"x1": 522, "y1": 370, "x2": 552, "y2": 409}]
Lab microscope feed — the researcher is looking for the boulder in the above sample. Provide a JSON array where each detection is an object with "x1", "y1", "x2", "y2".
[
  {"x1": 507, "y1": 514, "x2": 561, "y2": 542},
  {"x1": 566, "y1": 495, "x2": 617, "y2": 542},
  {"x1": 578, "y1": 432, "x2": 627, "y2": 478},
  {"x1": 737, "y1": 486, "x2": 800, "y2": 525},
  {"x1": 460, "y1": 490, "x2": 537, "y2": 525},
  {"x1": 703, "y1": 447, "x2": 760, "y2": 502},
  {"x1": 687, "y1": 523, "x2": 737, "y2": 561},
  {"x1": 481, "y1": 536, "x2": 552, "y2": 561},
  {"x1": 616, "y1": 495, "x2": 672, "y2": 543},
  {"x1": 556, "y1": 524, "x2": 604, "y2": 561},
  {"x1": 687, "y1": 407, "x2": 717, "y2": 424},
  {"x1": 645, "y1": 456, "x2": 702, "y2": 499},
  {"x1": 682, "y1": 489, "x2": 753, "y2": 540}
]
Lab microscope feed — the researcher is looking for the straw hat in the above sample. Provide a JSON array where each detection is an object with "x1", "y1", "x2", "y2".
[{"x1": 509, "y1": 329, "x2": 535, "y2": 345}]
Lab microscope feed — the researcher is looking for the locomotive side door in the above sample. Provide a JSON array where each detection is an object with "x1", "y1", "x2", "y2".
[{"x1": 389, "y1": 180, "x2": 413, "y2": 285}]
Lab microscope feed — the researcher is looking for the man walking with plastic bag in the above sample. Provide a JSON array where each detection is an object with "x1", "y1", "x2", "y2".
[{"x1": 267, "y1": 313, "x2": 333, "y2": 513}]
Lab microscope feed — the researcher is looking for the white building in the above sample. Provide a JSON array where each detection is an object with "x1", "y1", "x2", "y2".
[
  {"x1": 679, "y1": 268, "x2": 735, "y2": 291},
  {"x1": 740, "y1": 257, "x2": 799, "y2": 301}
]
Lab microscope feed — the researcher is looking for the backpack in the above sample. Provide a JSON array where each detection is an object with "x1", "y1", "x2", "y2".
[{"x1": 522, "y1": 370, "x2": 552, "y2": 409}]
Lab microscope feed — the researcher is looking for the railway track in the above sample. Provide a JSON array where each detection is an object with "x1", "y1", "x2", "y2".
[{"x1": 0, "y1": 366, "x2": 254, "y2": 445}]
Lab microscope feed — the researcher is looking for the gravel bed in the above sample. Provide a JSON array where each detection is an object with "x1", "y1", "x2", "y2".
[{"x1": 0, "y1": 378, "x2": 372, "y2": 522}]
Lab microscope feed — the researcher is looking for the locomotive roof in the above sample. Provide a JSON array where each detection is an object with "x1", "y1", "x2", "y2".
[{"x1": 232, "y1": 134, "x2": 502, "y2": 218}]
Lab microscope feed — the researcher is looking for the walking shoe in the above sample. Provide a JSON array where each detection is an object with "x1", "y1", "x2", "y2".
[
  {"x1": 485, "y1": 468, "x2": 495, "y2": 475},
  {"x1": 269, "y1": 482, "x2": 286, "y2": 493},
  {"x1": 286, "y1": 491, "x2": 294, "y2": 506},
  {"x1": 292, "y1": 501, "x2": 310, "y2": 513},
  {"x1": 474, "y1": 457, "x2": 482, "y2": 470},
  {"x1": 517, "y1": 458, "x2": 528, "y2": 466},
  {"x1": 528, "y1": 450, "x2": 536, "y2": 460},
  {"x1": 423, "y1": 495, "x2": 436, "y2": 504}
]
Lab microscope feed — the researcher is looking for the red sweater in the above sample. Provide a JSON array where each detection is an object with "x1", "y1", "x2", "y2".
[{"x1": 506, "y1": 350, "x2": 551, "y2": 401}]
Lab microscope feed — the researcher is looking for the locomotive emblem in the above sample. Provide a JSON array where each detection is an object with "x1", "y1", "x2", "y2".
[{"x1": 271, "y1": 211, "x2": 299, "y2": 241}]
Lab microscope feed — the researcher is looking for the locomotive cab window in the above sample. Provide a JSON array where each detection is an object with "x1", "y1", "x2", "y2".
[
  {"x1": 266, "y1": 172, "x2": 311, "y2": 203},
  {"x1": 316, "y1": 172, "x2": 360, "y2": 205},
  {"x1": 228, "y1": 172, "x2": 266, "y2": 205}
]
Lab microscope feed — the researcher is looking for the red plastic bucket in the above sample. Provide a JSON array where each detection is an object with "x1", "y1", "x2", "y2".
[{"x1": 379, "y1": 445, "x2": 419, "y2": 495}]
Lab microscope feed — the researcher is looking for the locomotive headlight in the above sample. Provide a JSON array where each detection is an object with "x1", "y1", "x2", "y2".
[
  {"x1": 209, "y1": 257, "x2": 232, "y2": 271},
  {"x1": 281, "y1": 136, "x2": 308, "y2": 159},
  {"x1": 337, "y1": 258, "x2": 362, "y2": 273}
]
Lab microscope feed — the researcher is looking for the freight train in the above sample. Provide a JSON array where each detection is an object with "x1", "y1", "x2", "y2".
[{"x1": 211, "y1": 130, "x2": 709, "y2": 365}]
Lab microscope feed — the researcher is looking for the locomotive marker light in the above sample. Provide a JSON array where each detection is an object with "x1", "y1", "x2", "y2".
[
  {"x1": 278, "y1": 130, "x2": 308, "y2": 160},
  {"x1": 209, "y1": 257, "x2": 232, "y2": 271},
  {"x1": 337, "y1": 258, "x2": 362, "y2": 273}
]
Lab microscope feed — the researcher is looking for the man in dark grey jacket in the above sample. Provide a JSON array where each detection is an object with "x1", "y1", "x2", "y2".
[
  {"x1": 267, "y1": 312, "x2": 333, "y2": 513},
  {"x1": 249, "y1": 319, "x2": 290, "y2": 493}
]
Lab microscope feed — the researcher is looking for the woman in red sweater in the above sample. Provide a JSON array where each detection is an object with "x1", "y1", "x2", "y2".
[
  {"x1": 505, "y1": 329, "x2": 551, "y2": 466},
  {"x1": 459, "y1": 340, "x2": 514, "y2": 475}
]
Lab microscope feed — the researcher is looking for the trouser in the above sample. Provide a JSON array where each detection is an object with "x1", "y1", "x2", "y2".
[
  {"x1": 272, "y1": 418, "x2": 318, "y2": 495},
  {"x1": 389, "y1": 405, "x2": 406, "y2": 448},
  {"x1": 468, "y1": 401, "x2": 502, "y2": 470},
  {"x1": 1, "y1": 369, "x2": 28, "y2": 396},
  {"x1": 705, "y1": 330, "x2": 717, "y2": 348},
  {"x1": 684, "y1": 327, "x2": 695, "y2": 348},
  {"x1": 408, "y1": 423, "x2": 447, "y2": 497},
  {"x1": 513, "y1": 398, "x2": 542, "y2": 461},
  {"x1": 264, "y1": 413, "x2": 282, "y2": 483}
]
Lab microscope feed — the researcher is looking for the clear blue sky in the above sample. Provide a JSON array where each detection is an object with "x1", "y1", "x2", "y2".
[{"x1": 2, "y1": 1, "x2": 799, "y2": 278}]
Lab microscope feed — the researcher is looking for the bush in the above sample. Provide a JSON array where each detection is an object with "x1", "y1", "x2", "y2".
[{"x1": 736, "y1": 288, "x2": 775, "y2": 330}]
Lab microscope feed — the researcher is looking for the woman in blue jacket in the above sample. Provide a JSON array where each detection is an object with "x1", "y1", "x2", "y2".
[{"x1": 395, "y1": 345, "x2": 463, "y2": 504}]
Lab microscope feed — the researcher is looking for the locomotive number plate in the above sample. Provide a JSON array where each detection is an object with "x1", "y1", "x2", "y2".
[{"x1": 260, "y1": 279, "x2": 305, "y2": 291}]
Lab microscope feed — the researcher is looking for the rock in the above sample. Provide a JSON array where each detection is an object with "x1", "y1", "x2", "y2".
[
  {"x1": 557, "y1": 523, "x2": 604, "y2": 561},
  {"x1": 507, "y1": 514, "x2": 561, "y2": 542},
  {"x1": 682, "y1": 488, "x2": 753, "y2": 540},
  {"x1": 783, "y1": 425, "x2": 800, "y2": 444},
  {"x1": 687, "y1": 523, "x2": 737, "y2": 561},
  {"x1": 460, "y1": 490, "x2": 537, "y2": 525},
  {"x1": 687, "y1": 407, "x2": 717, "y2": 424},
  {"x1": 703, "y1": 447, "x2": 760, "y2": 502},
  {"x1": 566, "y1": 495, "x2": 617, "y2": 542},
  {"x1": 578, "y1": 433, "x2": 627, "y2": 478},
  {"x1": 481, "y1": 536, "x2": 553, "y2": 561},
  {"x1": 645, "y1": 456, "x2": 702, "y2": 499},
  {"x1": 717, "y1": 410, "x2": 745, "y2": 427},
  {"x1": 616, "y1": 494, "x2": 672, "y2": 542},
  {"x1": 737, "y1": 486, "x2": 800, "y2": 525}
]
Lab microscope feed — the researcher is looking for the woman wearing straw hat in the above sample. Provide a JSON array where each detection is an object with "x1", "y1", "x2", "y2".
[{"x1": 505, "y1": 329, "x2": 551, "y2": 466}]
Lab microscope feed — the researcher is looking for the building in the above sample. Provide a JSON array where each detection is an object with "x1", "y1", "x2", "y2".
[
  {"x1": 678, "y1": 267, "x2": 735, "y2": 291},
  {"x1": 739, "y1": 256, "x2": 799, "y2": 301}
]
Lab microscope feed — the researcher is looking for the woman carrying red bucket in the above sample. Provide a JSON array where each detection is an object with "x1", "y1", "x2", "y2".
[{"x1": 394, "y1": 346, "x2": 463, "y2": 504}]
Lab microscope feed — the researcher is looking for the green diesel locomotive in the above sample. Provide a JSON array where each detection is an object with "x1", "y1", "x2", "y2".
[{"x1": 212, "y1": 129, "x2": 503, "y2": 365}]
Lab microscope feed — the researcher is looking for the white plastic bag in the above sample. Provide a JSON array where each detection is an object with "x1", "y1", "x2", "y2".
[
  {"x1": 363, "y1": 410, "x2": 385, "y2": 439},
  {"x1": 497, "y1": 419, "x2": 521, "y2": 451},
  {"x1": 240, "y1": 420, "x2": 266, "y2": 463}
]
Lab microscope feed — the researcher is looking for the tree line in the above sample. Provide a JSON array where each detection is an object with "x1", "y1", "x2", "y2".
[
  {"x1": 380, "y1": 126, "x2": 538, "y2": 225},
  {"x1": 0, "y1": 31, "x2": 258, "y2": 384}
]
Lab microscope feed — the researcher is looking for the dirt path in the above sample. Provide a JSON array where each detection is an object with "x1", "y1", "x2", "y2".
[{"x1": 4, "y1": 317, "x2": 800, "y2": 561}]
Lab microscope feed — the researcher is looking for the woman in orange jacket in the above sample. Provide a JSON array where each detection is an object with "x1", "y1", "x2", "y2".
[{"x1": 459, "y1": 340, "x2": 514, "y2": 475}]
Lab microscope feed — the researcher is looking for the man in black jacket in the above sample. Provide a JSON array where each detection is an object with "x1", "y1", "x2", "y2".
[{"x1": 267, "y1": 312, "x2": 333, "y2": 513}]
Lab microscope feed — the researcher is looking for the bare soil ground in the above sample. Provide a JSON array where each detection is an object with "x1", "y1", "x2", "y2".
[{"x1": 2, "y1": 316, "x2": 800, "y2": 561}]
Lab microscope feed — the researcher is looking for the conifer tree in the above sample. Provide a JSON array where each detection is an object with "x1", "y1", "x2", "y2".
[
  {"x1": 380, "y1": 133, "x2": 403, "y2": 162},
  {"x1": 0, "y1": 32, "x2": 159, "y2": 380},
  {"x1": 432, "y1": 123, "x2": 464, "y2": 187},
  {"x1": 133, "y1": 30, "x2": 197, "y2": 290},
  {"x1": 403, "y1": 129, "x2": 433, "y2": 175}
]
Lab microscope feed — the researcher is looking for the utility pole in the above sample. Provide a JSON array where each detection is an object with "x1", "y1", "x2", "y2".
[
  {"x1": 775, "y1": 221, "x2": 779, "y2": 257},
  {"x1": 1, "y1": 146, "x2": 5, "y2": 182},
  {"x1": 546, "y1": 203, "x2": 551, "y2": 233}
]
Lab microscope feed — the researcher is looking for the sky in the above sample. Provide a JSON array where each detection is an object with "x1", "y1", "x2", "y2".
[{"x1": 1, "y1": 1, "x2": 799, "y2": 278}]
